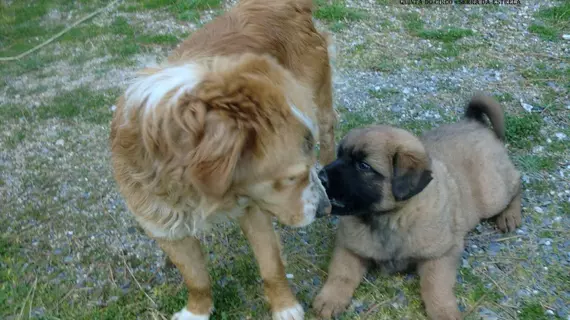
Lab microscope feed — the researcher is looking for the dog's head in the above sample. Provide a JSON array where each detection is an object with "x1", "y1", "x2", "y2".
[
  {"x1": 119, "y1": 53, "x2": 330, "y2": 227},
  {"x1": 318, "y1": 125, "x2": 433, "y2": 216}
]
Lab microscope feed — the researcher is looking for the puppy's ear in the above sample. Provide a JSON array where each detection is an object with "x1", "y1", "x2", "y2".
[{"x1": 391, "y1": 147, "x2": 433, "y2": 201}]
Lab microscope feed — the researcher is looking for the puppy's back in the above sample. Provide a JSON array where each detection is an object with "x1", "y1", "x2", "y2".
[{"x1": 421, "y1": 95, "x2": 520, "y2": 224}]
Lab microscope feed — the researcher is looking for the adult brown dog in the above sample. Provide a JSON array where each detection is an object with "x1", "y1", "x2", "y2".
[
  {"x1": 313, "y1": 94, "x2": 522, "y2": 320},
  {"x1": 109, "y1": 1, "x2": 336, "y2": 319}
]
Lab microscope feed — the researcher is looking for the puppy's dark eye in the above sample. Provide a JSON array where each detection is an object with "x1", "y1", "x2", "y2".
[{"x1": 356, "y1": 161, "x2": 371, "y2": 171}]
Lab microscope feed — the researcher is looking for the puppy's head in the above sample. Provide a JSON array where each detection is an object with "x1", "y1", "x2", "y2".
[
  {"x1": 120, "y1": 53, "x2": 330, "y2": 227},
  {"x1": 319, "y1": 125, "x2": 433, "y2": 216}
]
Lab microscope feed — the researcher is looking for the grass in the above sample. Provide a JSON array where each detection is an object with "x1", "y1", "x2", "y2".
[
  {"x1": 314, "y1": 0, "x2": 364, "y2": 22},
  {"x1": 505, "y1": 113, "x2": 544, "y2": 149},
  {"x1": 1, "y1": 0, "x2": 569, "y2": 320},
  {"x1": 529, "y1": 2, "x2": 570, "y2": 41}
]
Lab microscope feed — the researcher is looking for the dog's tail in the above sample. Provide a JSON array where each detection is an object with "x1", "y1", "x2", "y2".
[{"x1": 464, "y1": 93, "x2": 505, "y2": 142}]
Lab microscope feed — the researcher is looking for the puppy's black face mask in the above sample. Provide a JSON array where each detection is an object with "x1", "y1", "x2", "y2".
[{"x1": 319, "y1": 145, "x2": 385, "y2": 216}]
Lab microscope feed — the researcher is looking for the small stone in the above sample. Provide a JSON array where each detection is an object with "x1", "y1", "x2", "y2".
[
  {"x1": 478, "y1": 307, "x2": 499, "y2": 320},
  {"x1": 554, "y1": 132, "x2": 567, "y2": 141},
  {"x1": 539, "y1": 238, "x2": 552, "y2": 246},
  {"x1": 546, "y1": 310, "x2": 555, "y2": 315},
  {"x1": 286, "y1": 274, "x2": 294, "y2": 279},
  {"x1": 562, "y1": 34, "x2": 570, "y2": 40},
  {"x1": 55, "y1": 139, "x2": 65, "y2": 146},
  {"x1": 534, "y1": 206, "x2": 544, "y2": 214},
  {"x1": 521, "y1": 102, "x2": 534, "y2": 112},
  {"x1": 110, "y1": 105, "x2": 117, "y2": 112},
  {"x1": 533, "y1": 146, "x2": 544, "y2": 153}
]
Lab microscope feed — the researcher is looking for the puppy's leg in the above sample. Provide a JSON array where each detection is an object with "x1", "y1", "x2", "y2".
[
  {"x1": 239, "y1": 207, "x2": 303, "y2": 320},
  {"x1": 495, "y1": 189, "x2": 522, "y2": 233},
  {"x1": 313, "y1": 244, "x2": 368, "y2": 319},
  {"x1": 316, "y1": 68, "x2": 336, "y2": 165},
  {"x1": 417, "y1": 246, "x2": 462, "y2": 320},
  {"x1": 157, "y1": 237, "x2": 212, "y2": 320}
]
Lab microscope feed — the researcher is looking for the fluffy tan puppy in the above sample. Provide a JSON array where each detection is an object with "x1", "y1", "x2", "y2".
[
  {"x1": 313, "y1": 94, "x2": 522, "y2": 320},
  {"x1": 109, "y1": 1, "x2": 336, "y2": 319}
]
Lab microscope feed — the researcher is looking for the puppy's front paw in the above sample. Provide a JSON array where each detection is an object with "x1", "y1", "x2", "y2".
[
  {"x1": 313, "y1": 287, "x2": 351, "y2": 319},
  {"x1": 171, "y1": 308, "x2": 209, "y2": 320},
  {"x1": 495, "y1": 208, "x2": 522, "y2": 233},
  {"x1": 272, "y1": 303, "x2": 304, "y2": 320}
]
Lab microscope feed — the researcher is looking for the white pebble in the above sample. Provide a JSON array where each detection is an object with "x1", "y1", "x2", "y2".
[
  {"x1": 111, "y1": 105, "x2": 117, "y2": 112},
  {"x1": 562, "y1": 34, "x2": 570, "y2": 40},
  {"x1": 521, "y1": 101, "x2": 534, "y2": 112},
  {"x1": 545, "y1": 309, "x2": 555, "y2": 315},
  {"x1": 55, "y1": 139, "x2": 64, "y2": 146},
  {"x1": 286, "y1": 274, "x2": 294, "y2": 279},
  {"x1": 534, "y1": 206, "x2": 544, "y2": 214},
  {"x1": 554, "y1": 132, "x2": 567, "y2": 140}
]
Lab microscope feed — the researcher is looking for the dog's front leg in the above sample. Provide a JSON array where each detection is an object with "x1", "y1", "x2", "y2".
[
  {"x1": 313, "y1": 243, "x2": 368, "y2": 319},
  {"x1": 157, "y1": 237, "x2": 212, "y2": 320},
  {"x1": 239, "y1": 207, "x2": 303, "y2": 320},
  {"x1": 417, "y1": 247, "x2": 462, "y2": 320}
]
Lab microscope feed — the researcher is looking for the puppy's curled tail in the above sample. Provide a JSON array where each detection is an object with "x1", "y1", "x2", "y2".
[{"x1": 465, "y1": 93, "x2": 505, "y2": 141}]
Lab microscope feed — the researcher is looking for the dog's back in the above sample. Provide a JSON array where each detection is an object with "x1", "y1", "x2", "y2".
[{"x1": 421, "y1": 94, "x2": 520, "y2": 228}]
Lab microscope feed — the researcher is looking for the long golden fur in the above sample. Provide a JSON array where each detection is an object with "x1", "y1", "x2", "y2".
[
  {"x1": 313, "y1": 94, "x2": 522, "y2": 320},
  {"x1": 109, "y1": 0, "x2": 336, "y2": 319}
]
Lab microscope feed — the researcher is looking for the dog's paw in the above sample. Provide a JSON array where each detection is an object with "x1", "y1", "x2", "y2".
[
  {"x1": 495, "y1": 209, "x2": 522, "y2": 233},
  {"x1": 313, "y1": 289, "x2": 351, "y2": 319},
  {"x1": 272, "y1": 303, "x2": 304, "y2": 320},
  {"x1": 171, "y1": 308, "x2": 209, "y2": 320}
]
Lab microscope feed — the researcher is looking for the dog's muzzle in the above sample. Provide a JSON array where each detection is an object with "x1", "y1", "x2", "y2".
[{"x1": 315, "y1": 169, "x2": 331, "y2": 217}]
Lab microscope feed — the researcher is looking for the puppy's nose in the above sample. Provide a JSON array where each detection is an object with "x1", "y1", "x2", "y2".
[{"x1": 318, "y1": 169, "x2": 329, "y2": 189}]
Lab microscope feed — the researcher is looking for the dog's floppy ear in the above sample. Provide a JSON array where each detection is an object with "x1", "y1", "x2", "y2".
[
  {"x1": 391, "y1": 145, "x2": 433, "y2": 202},
  {"x1": 187, "y1": 106, "x2": 250, "y2": 198},
  {"x1": 183, "y1": 54, "x2": 284, "y2": 198}
]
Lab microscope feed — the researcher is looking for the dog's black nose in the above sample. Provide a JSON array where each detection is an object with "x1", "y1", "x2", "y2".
[{"x1": 318, "y1": 169, "x2": 329, "y2": 189}]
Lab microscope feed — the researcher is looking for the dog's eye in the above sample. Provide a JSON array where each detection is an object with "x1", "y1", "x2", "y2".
[
  {"x1": 284, "y1": 176, "x2": 299, "y2": 185},
  {"x1": 356, "y1": 161, "x2": 371, "y2": 171}
]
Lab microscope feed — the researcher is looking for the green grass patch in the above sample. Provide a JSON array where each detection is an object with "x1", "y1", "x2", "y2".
[
  {"x1": 416, "y1": 28, "x2": 474, "y2": 43},
  {"x1": 514, "y1": 154, "x2": 559, "y2": 172},
  {"x1": 141, "y1": 0, "x2": 221, "y2": 10},
  {"x1": 369, "y1": 88, "x2": 400, "y2": 100},
  {"x1": 0, "y1": 0, "x2": 109, "y2": 58},
  {"x1": 493, "y1": 92, "x2": 515, "y2": 103},
  {"x1": 336, "y1": 107, "x2": 377, "y2": 139},
  {"x1": 505, "y1": 113, "x2": 544, "y2": 149},
  {"x1": 0, "y1": 87, "x2": 120, "y2": 124},
  {"x1": 519, "y1": 301, "x2": 550, "y2": 320},
  {"x1": 401, "y1": 13, "x2": 474, "y2": 43},
  {"x1": 458, "y1": 268, "x2": 502, "y2": 303},
  {"x1": 35, "y1": 87, "x2": 119, "y2": 123},
  {"x1": 140, "y1": 0, "x2": 221, "y2": 21},
  {"x1": 529, "y1": 1, "x2": 570, "y2": 41},
  {"x1": 528, "y1": 24, "x2": 559, "y2": 41},
  {"x1": 137, "y1": 34, "x2": 180, "y2": 46},
  {"x1": 314, "y1": 0, "x2": 364, "y2": 22},
  {"x1": 401, "y1": 12, "x2": 424, "y2": 33}
]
